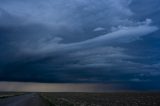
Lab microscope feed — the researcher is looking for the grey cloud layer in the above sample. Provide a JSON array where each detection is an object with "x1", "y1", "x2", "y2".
[
  {"x1": 0, "y1": 0, "x2": 132, "y2": 26},
  {"x1": 0, "y1": 0, "x2": 160, "y2": 84}
]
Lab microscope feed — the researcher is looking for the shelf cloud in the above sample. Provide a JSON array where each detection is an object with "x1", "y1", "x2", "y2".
[{"x1": 0, "y1": 0, "x2": 160, "y2": 90}]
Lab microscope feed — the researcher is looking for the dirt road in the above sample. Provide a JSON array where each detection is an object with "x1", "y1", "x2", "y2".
[{"x1": 0, "y1": 93, "x2": 50, "y2": 106}]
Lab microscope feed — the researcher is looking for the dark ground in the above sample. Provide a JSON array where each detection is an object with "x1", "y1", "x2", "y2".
[{"x1": 0, "y1": 92, "x2": 160, "y2": 106}]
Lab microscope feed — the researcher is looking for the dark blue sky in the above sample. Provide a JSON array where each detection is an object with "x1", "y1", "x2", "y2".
[{"x1": 0, "y1": 0, "x2": 160, "y2": 90}]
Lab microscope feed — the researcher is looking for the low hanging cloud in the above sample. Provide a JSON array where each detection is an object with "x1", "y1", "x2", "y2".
[
  {"x1": 0, "y1": 0, "x2": 160, "y2": 83},
  {"x1": 22, "y1": 19, "x2": 158, "y2": 55}
]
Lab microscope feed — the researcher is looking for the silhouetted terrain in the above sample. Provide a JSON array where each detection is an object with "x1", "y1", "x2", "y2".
[
  {"x1": 0, "y1": 92, "x2": 160, "y2": 106},
  {"x1": 0, "y1": 93, "x2": 50, "y2": 106}
]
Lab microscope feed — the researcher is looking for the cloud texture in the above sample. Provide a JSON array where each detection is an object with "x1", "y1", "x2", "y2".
[{"x1": 0, "y1": 0, "x2": 160, "y2": 89}]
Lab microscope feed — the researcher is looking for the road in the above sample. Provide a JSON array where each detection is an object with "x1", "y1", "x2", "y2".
[{"x1": 0, "y1": 93, "x2": 50, "y2": 106}]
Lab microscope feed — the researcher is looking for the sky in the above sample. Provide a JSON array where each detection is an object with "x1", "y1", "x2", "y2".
[{"x1": 0, "y1": 0, "x2": 160, "y2": 91}]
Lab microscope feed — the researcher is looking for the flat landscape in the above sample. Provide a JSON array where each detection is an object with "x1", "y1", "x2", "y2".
[{"x1": 0, "y1": 92, "x2": 160, "y2": 106}]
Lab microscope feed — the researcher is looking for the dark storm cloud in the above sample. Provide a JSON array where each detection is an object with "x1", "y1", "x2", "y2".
[{"x1": 0, "y1": 0, "x2": 160, "y2": 88}]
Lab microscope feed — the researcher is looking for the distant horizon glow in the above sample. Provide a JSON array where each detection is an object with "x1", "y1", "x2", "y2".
[
  {"x1": 0, "y1": 81, "x2": 160, "y2": 92},
  {"x1": 0, "y1": 81, "x2": 124, "y2": 92}
]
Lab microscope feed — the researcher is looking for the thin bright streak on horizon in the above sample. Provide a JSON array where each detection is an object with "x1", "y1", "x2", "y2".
[{"x1": 0, "y1": 81, "x2": 125, "y2": 92}]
